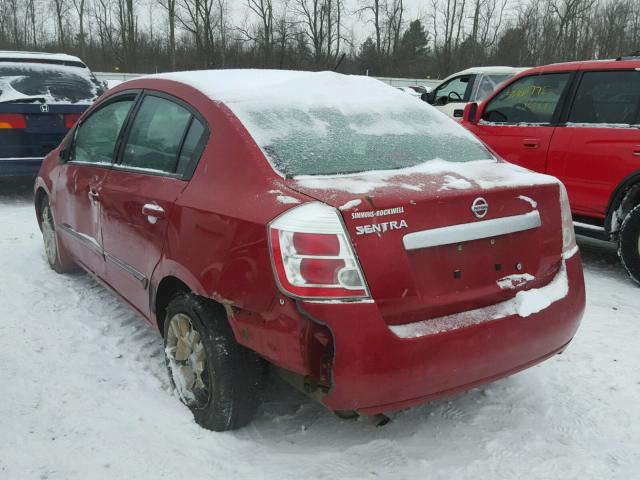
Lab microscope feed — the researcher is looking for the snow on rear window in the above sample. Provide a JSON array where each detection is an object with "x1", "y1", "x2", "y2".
[
  {"x1": 0, "y1": 62, "x2": 102, "y2": 104},
  {"x1": 150, "y1": 70, "x2": 493, "y2": 176}
]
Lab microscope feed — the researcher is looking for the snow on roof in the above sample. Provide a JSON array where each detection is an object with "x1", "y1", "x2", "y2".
[
  {"x1": 439, "y1": 66, "x2": 530, "y2": 83},
  {"x1": 0, "y1": 50, "x2": 86, "y2": 66},
  {"x1": 150, "y1": 69, "x2": 392, "y2": 106},
  {"x1": 148, "y1": 69, "x2": 474, "y2": 127},
  {"x1": 144, "y1": 69, "x2": 503, "y2": 177},
  {"x1": 148, "y1": 68, "x2": 483, "y2": 151}
]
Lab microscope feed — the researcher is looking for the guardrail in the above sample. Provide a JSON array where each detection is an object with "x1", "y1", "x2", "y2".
[
  {"x1": 374, "y1": 77, "x2": 440, "y2": 88},
  {"x1": 95, "y1": 72, "x2": 441, "y2": 89}
]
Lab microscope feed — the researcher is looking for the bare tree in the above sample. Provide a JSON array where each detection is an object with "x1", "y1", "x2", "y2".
[
  {"x1": 158, "y1": 0, "x2": 177, "y2": 69},
  {"x1": 295, "y1": 0, "x2": 328, "y2": 66},
  {"x1": 72, "y1": 0, "x2": 87, "y2": 57},
  {"x1": 274, "y1": 0, "x2": 293, "y2": 67},
  {"x1": 116, "y1": 0, "x2": 137, "y2": 70},
  {"x1": 51, "y1": 0, "x2": 68, "y2": 48},
  {"x1": 246, "y1": 0, "x2": 274, "y2": 64},
  {"x1": 356, "y1": 0, "x2": 384, "y2": 55}
]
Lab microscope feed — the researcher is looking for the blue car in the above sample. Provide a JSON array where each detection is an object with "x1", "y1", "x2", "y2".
[{"x1": 0, "y1": 51, "x2": 104, "y2": 177}]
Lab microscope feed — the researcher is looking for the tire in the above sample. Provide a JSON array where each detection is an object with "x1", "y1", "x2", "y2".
[
  {"x1": 39, "y1": 196, "x2": 75, "y2": 274},
  {"x1": 163, "y1": 293, "x2": 266, "y2": 431},
  {"x1": 619, "y1": 204, "x2": 640, "y2": 285}
]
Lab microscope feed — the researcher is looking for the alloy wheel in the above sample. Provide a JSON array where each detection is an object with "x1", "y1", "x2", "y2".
[
  {"x1": 165, "y1": 313, "x2": 211, "y2": 408},
  {"x1": 41, "y1": 205, "x2": 57, "y2": 266}
]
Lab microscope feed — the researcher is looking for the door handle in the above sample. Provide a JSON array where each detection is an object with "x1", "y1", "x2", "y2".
[
  {"x1": 142, "y1": 203, "x2": 165, "y2": 224},
  {"x1": 88, "y1": 190, "x2": 100, "y2": 201},
  {"x1": 633, "y1": 146, "x2": 640, "y2": 157},
  {"x1": 523, "y1": 139, "x2": 540, "y2": 149}
]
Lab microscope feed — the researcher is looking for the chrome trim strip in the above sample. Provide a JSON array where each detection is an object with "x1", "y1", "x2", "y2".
[
  {"x1": 59, "y1": 223, "x2": 102, "y2": 254},
  {"x1": 104, "y1": 251, "x2": 148, "y2": 288},
  {"x1": 403, "y1": 211, "x2": 541, "y2": 250},
  {"x1": 573, "y1": 221, "x2": 604, "y2": 232},
  {"x1": 59, "y1": 223, "x2": 147, "y2": 288},
  {"x1": 0, "y1": 157, "x2": 44, "y2": 162}
]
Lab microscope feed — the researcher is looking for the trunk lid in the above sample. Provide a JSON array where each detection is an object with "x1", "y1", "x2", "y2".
[
  {"x1": 0, "y1": 103, "x2": 86, "y2": 158},
  {"x1": 286, "y1": 160, "x2": 564, "y2": 325}
]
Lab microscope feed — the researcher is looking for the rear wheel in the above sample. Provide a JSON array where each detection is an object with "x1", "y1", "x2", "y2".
[
  {"x1": 163, "y1": 293, "x2": 266, "y2": 431},
  {"x1": 618, "y1": 205, "x2": 640, "y2": 285},
  {"x1": 40, "y1": 197, "x2": 74, "y2": 274}
]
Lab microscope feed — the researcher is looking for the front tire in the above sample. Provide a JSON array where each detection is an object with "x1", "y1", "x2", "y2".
[
  {"x1": 163, "y1": 293, "x2": 266, "y2": 431},
  {"x1": 619, "y1": 204, "x2": 640, "y2": 285},
  {"x1": 39, "y1": 197, "x2": 74, "y2": 274}
]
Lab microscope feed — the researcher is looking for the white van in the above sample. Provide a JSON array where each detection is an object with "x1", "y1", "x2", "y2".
[{"x1": 425, "y1": 66, "x2": 529, "y2": 118}]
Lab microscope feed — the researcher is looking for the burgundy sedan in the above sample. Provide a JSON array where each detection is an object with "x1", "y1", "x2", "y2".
[{"x1": 34, "y1": 70, "x2": 585, "y2": 431}]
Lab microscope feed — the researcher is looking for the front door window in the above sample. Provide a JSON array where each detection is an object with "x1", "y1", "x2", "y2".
[
  {"x1": 434, "y1": 76, "x2": 471, "y2": 106},
  {"x1": 69, "y1": 99, "x2": 134, "y2": 165},
  {"x1": 120, "y1": 96, "x2": 193, "y2": 174},
  {"x1": 482, "y1": 73, "x2": 570, "y2": 124}
]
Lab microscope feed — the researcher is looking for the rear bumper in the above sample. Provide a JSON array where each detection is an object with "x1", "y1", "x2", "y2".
[
  {"x1": 0, "y1": 157, "x2": 43, "y2": 177},
  {"x1": 298, "y1": 253, "x2": 585, "y2": 415}
]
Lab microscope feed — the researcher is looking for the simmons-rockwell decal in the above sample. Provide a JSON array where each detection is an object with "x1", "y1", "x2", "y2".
[
  {"x1": 352, "y1": 206, "x2": 408, "y2": 235},
  {"x1": 351, "y1": 206, "x2": 404, "y2": 219}
]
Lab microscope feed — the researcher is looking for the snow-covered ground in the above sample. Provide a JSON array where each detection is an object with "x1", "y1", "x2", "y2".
[{"x1": 1, "y1": 179, "x2": 639, "y2": 479}]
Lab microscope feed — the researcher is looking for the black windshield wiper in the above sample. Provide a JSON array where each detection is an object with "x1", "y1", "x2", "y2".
[{"x1": 0, "y1": 96, "x2": 47, "y2": 104}]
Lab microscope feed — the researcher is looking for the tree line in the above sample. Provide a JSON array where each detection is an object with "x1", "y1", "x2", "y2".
[{"x1": 0, "y1": 0, "x2": 638, "y2": 79}]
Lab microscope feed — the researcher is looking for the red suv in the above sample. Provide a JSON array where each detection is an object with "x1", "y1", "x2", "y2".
[
  {"x1": 461, "y1": 57, "x2": 640, "y2": 282},
  {"x1": 34, "y1": 70, "x2": 585, "y2": 430}
]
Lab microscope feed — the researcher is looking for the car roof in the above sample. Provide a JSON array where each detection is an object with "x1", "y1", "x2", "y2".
[
  {"x1": 147, "y1": 69, "x2": 366, "y2": 102},
  {"x1": 0, "y1": 50, "x2": 87, "y2": 68},
  {"x1": 521, "y1": 58, "x2": 640, "y2": 74},
  {"x1": 439, "y1": 66, "x2": 530, "y2": 83}
]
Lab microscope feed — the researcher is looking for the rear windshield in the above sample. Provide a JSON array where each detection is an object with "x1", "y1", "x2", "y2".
[
  {"x1": 0, "y1": 62, "x2": 103, "y2": 103},
  {"x1": 243, "y1": 104, "x2": 492, "y2": 176}
]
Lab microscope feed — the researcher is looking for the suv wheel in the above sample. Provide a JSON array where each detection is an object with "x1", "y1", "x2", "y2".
[
  {"x1": 163, "y1": 293, "x2": 266, "y2": 431},
  {"x1": 39, "y1": 197, "x2": 75, "y2": 273},
  {"x1": 619, "y1": 204, "x2": 640, "y2": 285}
]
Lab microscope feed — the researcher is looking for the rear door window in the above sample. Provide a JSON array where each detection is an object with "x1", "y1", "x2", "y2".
[
  {"x1": 482, "y1": 73, "x2": 571, "y2": 124},
  {"x1": 69, "y1": 99, "x2": 134, "y2": 165},
  {"x1": 176, "y1": 119, "x2": 206, "y2": 176},
  {"x1": 568, "y1": 70, "x2": 640, "y2": 125},
  {"x1": 120, "y1": 95, "x2": 193, "y2": 174}
]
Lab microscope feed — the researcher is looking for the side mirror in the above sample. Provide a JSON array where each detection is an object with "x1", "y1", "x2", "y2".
[
  {"x1": 58, "y1": 146, "x2": 70, "y2": 163},
  {"x1": 58, "y1": 128, "x2": 76, "y2": 162},
  {"x1": 463, "y1": 102, "x2": 478, "y2": 124}
]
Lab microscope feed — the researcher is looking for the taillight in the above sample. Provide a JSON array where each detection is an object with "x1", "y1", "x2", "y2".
[
  {"x1": 64, "y1": 114, "x2": 81, "y2": 129},
  {"x1": 0, "y1": 113, "x2": 27, "y2": 129},
  {"x1": 269, "y1": 202, "x2": 369, "y2": 300},
  {"x1": 559, "y1": 182, "x2": 577, "y2": 257}
]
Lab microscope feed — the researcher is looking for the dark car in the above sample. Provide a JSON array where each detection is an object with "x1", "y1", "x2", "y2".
[
  {"x1": 0, "y1": 51, "x2": 103, "y2": 177},
  {"x1": 35, "y1": 70, "x2": 584, "y2": 431}
]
